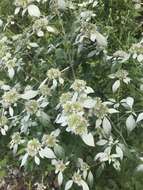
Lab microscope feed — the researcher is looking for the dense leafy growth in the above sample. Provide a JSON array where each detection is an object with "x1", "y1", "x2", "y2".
[{"x1": 0, "y1": 0, "x2": 143, "y2": 189}]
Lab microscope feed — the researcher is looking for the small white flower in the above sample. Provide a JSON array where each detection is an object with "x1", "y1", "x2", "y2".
[
  {"x1": 10, "y1": 132, "x2": 24, "y2": 154},
  {"x1": 0, "y1": 116, "x2": 8, "y2": 136},
  {"x1": 42, "y1": 129, "x2": 60, "y2": 148},
  {"x1": 47, "y1": 68, "x2": 64, "y2": 89},
  {"x1": 52, "y1": 159, "x2": 69, "y2": 186}
]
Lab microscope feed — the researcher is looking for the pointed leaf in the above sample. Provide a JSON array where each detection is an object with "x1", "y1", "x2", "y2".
[
  {"x1": 126, "y1": 114, "x2": 136, "y2": 132},
  {"x1": 21, "y1": 153, "x2": 28, "y2": 167},
  {"x1": 58, "y1": 172, "x2": 63, "y2": 186},
  {"x1": 65, "y1": 180, "x2": 73, "y2": 190},
  {"x1": 81, "y1": 180, "x2": 89, "y2": 190},
  {"x1": 137, "y1": 113, "x2": 143, "y2": 123},
  {"x1": 116, "y1": 146, "x2": 123, "y2": 160},
  {"x1": 21, "y1": 90, "x2": 38, "y2": 100},
  {"x1": 34, "y1": 156, "x2": 40, "y2": 165},
  {"x1": 81, "y1": 133, "x2": 95, "y2": 147},
  {"x1": 28, "y1": 4, "x2": 41, "y2": 17},
  {"x1": 102, "y1": 117, "x2": 111, "y2": 135},
  {"x1": 40, "y1": 147, "x2": 56, "y2": 159},
  {"x1": 112, "y1": 80, "x2": 120, "y2": 93}
]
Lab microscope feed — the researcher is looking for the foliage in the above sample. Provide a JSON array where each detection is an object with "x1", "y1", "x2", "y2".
[{"x1": 0, "y1": 0, "x2": 143, "y2": 189}]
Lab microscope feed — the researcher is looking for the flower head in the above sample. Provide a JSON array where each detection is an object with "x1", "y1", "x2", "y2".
[
  {"x1": 2, "y1": 89, "x2": 19, "y2": 107},
  {"x1": 71, "y1": 80, "x2": 86, "y2": 92},
  {"x1": 93, "y1": 98, "x2": 109, "y2": 119},
  {"x1": 25, "y1": 100, "x2": 39, "y2": 114},
  {"x1": 0, "y1": 116, "x2": 8, "y2": 135},
  {"x1": 67, "y1": 114, "x2": 88, "y2": 135},
  {"x1": 27, "y1": 138, "x2": 41, "y2": 157},
  {"x1": 47, "y1": 68, "x2": 61, "y2": 80}
]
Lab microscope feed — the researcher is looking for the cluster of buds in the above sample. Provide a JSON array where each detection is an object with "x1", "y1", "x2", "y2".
[
  {"x1": 2, "y1": 89, "x2": 19, "y2": 107},
  {"x1": 47, "y1": 68, "x2": 64, "y2": 89}
]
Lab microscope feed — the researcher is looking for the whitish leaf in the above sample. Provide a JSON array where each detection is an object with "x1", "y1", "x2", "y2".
[
  {"x1": 90, "y1": 33, "x2": 96, "y2": 42},
  {"x1": 51, "y1": 79, "x2": 58, "y2": 89},
  {"x1": 14, "y1": 7, "x2": 20, "y2": 15},
  {"x1": 83, "y1": 170, "x2": 88, "y2": 179},
  {"x1": 137, "y1": 54, "x2": 143, "y2": 62},
  {"x1": 9, "y1": 106, "x2": 14, "y2": 117},
  {"x1": 1, "y1": 128, "x2": 6, "y2": 135},
  {"x1": 8, "y1": 68, "x2": 15, "y2": 79},
  {"x1": 85, "y1": 86, "x2": 94, "y2": 94},
  {"x1": 58, "y1": 172, "x2": 63, "y2": 186},
  {"x1": 29, "y1": 42, "x2": 39, "y2": 48},
  {"x1": 37, "y1": 30, "x2": 44, "y2": 37},
  {"x1": 95, "y1": 31, "x2": 107, "y2": 47},
  {"x1": 108, "y1": 108, "x2": 119, "y2": 114},
  {"x1": 81, "y1": 133, "x2": 95, "y2": 147},
  {"x1": 13, "y1": 144, "x2": 18, "y2": 155},
  {"x1": 21, "y1": 90, "x2": 38, "y2": 100},
  {"x1": 47, "y1": 26, "x2": 57, "y2": 34},
  {"x1": 54, "y1": 144, "x2": 65, "y2": 158},
  {"x1": 59, "y1": 77, "x2": 64, "y2": 84},
  {"x1": 116, "y1": 146, "x2": 123, "y2": 160},
  {"x1": 22, "y1": 8, "x2": 27, "y2": 16},
  {"x1": 65, "y1": 180, "x2": 73, "y2": 190},
  {"x1": 136, "y1": 113, "x2": 143, "y2": 123},
  {"x1": 83, "y1": 99, "x2": 95, "y2": 109},
  {"x1": 112, "y1": 80, "x2": 120, "y2": 93},
  {"x1": 81, "y1": 180, "x2": 89, "y2": 190},
  {"x1": 1, "y1": 85, "x2": 10, "y2": 91},
  {"x1": 28, "y1": 4, "x2": 41, "y2": 17},
  {"x1": 126, "y1": 97, "x2": 134, "y2": 108},
  {"x1": 123, "y1": 77, "x2": 131, "y2": 84},
  {"x1": 39, "y1": 147, "x2": 56, "y2": 159},
  {"x1": 34, "y1": 156, "x2": 40, "y2": 165},
  {"x1": 136, "y1": 164, "x2": 143, "y2": 172},
  {"x1": 133, "y1": 53, "x2": 137, "y2": 59},
  {"x1": 87, "y1": 171, "x2": 94, "y2": 187},
  {"x1": 96, "y1": 139, "x2": 108, "y2": 146},
  {"x1": 126, "y1": 114, "x2": 136, "y2": 132},
  {"x1": 102, "y1": 117, "x2": 111, "y2": 135},
  {"x1": 57, "y1": 0, "x2": 67, "y2": 10},
  {"x1": 21, "y1": 153, "x2": 28, "y2": 167}
]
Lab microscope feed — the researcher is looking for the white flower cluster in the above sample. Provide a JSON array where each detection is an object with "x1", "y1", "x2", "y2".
[
  {"x1": 56, "y1": 79, "x2": 95, "y2": 146},
  {"x1": 56, "y1": 79, "x2": 119, "y2": 147},
  {"x1": 21, "y1": 129, "x2": 60, "y2": 166},
  {"x1": 32, "y1": 17, "x2": 58, "y2": 37},
  {"x1": 95, "y1": 136, "x2": 124, "y2": 170},
  {"x1": 109, "y1": 69, "x2": 131, "y2": 93},
  {"x1": 130, "y1": 39, "x2": 143, "y2": 63}
]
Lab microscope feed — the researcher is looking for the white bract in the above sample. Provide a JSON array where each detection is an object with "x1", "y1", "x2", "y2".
[
  {"x1": 21, "y1": 138, "x2": 56, "y2": 166},
  {"x1": 14, "y1": 0, "x2": 41, "y2": 17},
  {"x1": 130, "y1": 39, "x2": 143, "y2": 63},
  {"x1": 95, "y1": 137, "x2": 123, "y2": 170},
  {"x1": 109, "y1": 69, "x2": 131, "y2": 93}
]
